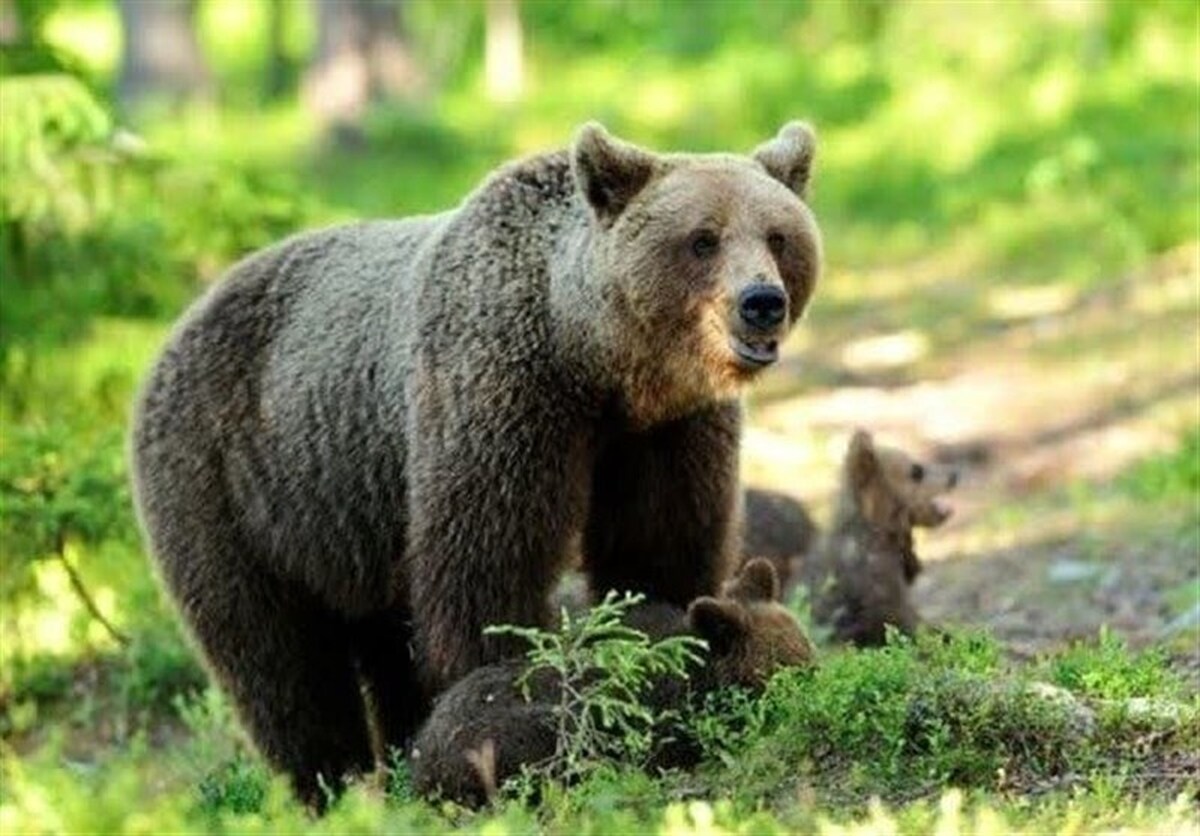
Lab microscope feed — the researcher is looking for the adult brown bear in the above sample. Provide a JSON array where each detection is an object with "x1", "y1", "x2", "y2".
[{"x1": 130, "y1": 122, "x2": 822, "y2": 804}]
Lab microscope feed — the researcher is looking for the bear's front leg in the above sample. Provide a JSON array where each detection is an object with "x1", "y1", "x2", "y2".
[
  {"x1": 405, "y1": 390, "x2": 592, "y2": 693},
  {"x1": 583, "y1": 401, "x2": 742, "y2": 605}
]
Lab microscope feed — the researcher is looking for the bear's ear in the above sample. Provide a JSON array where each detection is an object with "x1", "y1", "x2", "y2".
[
  {"x1": 847, "y1": 429, "x2": 878, "y2": 491},
  {"x1": 723, "y1": 558, "x2": 780, "y2": 603},
  {"x1": 687, "y1": 597, "x2": 749, "y2": 656},
  {"x1": 572, "y1": 122, "x2": 657, "y2": 225},
  {"x1": 752, "y1": 121, "x2": 817, "y2": 199}
]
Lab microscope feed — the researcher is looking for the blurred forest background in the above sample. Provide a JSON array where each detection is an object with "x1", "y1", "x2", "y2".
[{"x1": 0, "y1": 0, "x2": 1197, "y2": 832}]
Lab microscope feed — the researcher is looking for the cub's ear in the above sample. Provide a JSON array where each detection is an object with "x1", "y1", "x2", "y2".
[
  {"x1": 847, "y1": 428, "x2": 878, "y2": 491},
  {"x1": 572, "y1": 122, "x2": 657, "y2": 225},
  {"x1": 687, "y1": 597, "x2": 749, "y2": 656},
  {"x1": 723, "y1": 558, "x2": 780, "y2": 603},
  {"x1": 752, "y1": 121, "x2": 817, "y2": 199}
]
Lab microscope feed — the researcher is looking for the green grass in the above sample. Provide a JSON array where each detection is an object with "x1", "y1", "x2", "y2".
[
  {"x1": 1117, "y1": 427, "x2": 1200, "y2": 503},
  {"x1": 1, "y1": 0, "x2": 1197, "y2": 831},
  {"x1": 1, "y1": 631, "x2": 1195, "y2": 833},
  {"x1": 692, "y1": 631, "x2": 1194, "y2": 808}
]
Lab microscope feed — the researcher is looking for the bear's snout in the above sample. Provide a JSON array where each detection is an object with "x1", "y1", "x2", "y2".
[
  {"x1": 727, "y1": 284, "x2": 788, "y2": 370},
  {"x1": 737, "y1": 284, "x2": 788, "y2": 332}
]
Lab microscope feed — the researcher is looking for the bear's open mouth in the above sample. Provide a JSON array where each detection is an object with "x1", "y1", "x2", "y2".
[{"x1": 731, "y1": 337, "x2": 779, "y2": 369}]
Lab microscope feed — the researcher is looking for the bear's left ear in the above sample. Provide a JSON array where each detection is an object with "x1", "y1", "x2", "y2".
[
  {"x1": 572, "y1": 122, "x2": 657, "y2": 225},
  {"x1": 722, "y1": 558, "x2": 781, "y2": 603},
  {"x1": 752, "y1": 121, "x2": 817, "y2": 199},
  {"x1": 847, "y1": 429, "x2": 878, "y2": 492},
  {"x1": 688, "y1": 597, "x2": 749, "y2": 655}
]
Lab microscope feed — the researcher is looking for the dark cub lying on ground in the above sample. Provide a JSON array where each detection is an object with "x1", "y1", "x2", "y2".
[{"x1": 409, "y1": 559, "x2": 814, "y2": 806}]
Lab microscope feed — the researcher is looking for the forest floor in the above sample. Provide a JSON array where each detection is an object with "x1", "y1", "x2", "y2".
[{"x1": 745, "y1": 242, "x2": 1200, "y2": 678}]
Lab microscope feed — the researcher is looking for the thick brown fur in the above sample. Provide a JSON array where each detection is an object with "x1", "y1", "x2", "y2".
[
  {"x1": 129, "y1": 123, "x2": 822, "y2": 805},
  {"x1": 408, "y1": 559, "x2": 814, "y2": 807},
  {"x1": 808, "y1": 430, "x2": 958, "y2": 646},
  {"x1": 740, "y1": 487, "x2": 819, "y2": 591}
]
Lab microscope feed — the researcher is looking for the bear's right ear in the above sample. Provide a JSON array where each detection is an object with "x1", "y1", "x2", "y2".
[
  {"x1": 687, "y1": 597, "x2": 749, "y2": 656},
  {"x1": 752, "y1": 121, "x2": 817, "y2": 200},
  {"x1": 723, "y1": 558, "x2": 781, "y2": 603},
  {"x1": 572, "y1": 122, "x2": 656, "y2": 225},
  {"x1": 847, "y1": 429, "x2": 878, "y2": 491}
]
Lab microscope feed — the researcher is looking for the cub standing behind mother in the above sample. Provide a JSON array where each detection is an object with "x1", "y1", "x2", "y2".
[{"x1": 130, "y1": 121, "x2": 823, "y2": 806}]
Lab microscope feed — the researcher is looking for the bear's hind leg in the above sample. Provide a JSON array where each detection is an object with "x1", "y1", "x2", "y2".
[{"x1": 172, "y1": 554, "x2": 374, "y2": 809}]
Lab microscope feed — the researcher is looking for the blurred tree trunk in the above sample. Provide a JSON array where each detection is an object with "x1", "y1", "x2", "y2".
[
  {"x1": 117, "y1": 0, "x2": 212, "y2": 111},
  {"x1": 0, "y1": 0, "x2": 20, "y2": 45},
  {"x1": 484, "y1": 0, "x2": 523, "y2": 104},
  {"x1": 304, "y1": 0, "x2": 423, "y2": 142},
  {"x1": 263, "y1": 0, "x2": 291, "y2": 100}
]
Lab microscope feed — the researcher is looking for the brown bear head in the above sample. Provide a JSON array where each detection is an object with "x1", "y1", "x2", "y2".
[
  {"x1": 570, "y1": 122, "x2": 822, "y2": 427},
  {"x1": 686, "y1": 557, "x2": 815, "y2": 689},
  {"x1": 844, "y1": 429, "x2": 959, "y2": 531},
  {"x1": 839, "y1": 429, "x2": 959, "y2": 584}
]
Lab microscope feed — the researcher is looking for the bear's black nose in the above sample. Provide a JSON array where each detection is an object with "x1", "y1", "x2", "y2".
[{"x1": 738, "y1": 285, "x2": 787, "y2": 331}]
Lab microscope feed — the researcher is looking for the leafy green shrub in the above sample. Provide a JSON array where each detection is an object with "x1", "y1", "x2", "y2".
[
  {"x1": 1116, "y1": 428, "x2": 1200, "y2": 503},
  {"x1": 0, "y1": 74, "x2": 135, "y2": 240},
  {"x1": 0, "y1": 654, "x2": 72, "y2": 736},
  {"x1": 485, "y1": 592, "x2": 705, "y2": 794},
  {"x1": 761, "y1": 639, "x2": 920, "y2": 780},
  {"x1": 119, "y1": 620, "x2": 206, "y2": 712},
  {"x1": 197, "y1": 756, "x2": 270, "y2": 816},
  {"x1": 175, "y1": 686, "x2": 271, "y2": 816},
  {"x1": 0, "y1": 424, "x2": 132, "y2": 557},
  {"x1": 0, "y1": 74, "x2": 314, "y2": 365},
  {"x1": 1, "y1": 654, "x2": 73, "y2": 705},
  {"x1": 1046, "y1": 627, "x2": 1181, "y2": 702},
  {"x1": 914, "y1": 628, "x2": 1005, "y2": 677},
  {"x1": 689, "y1": 684, "x2": 767, "y2": 770},
  {"x1": 900, "y1": 674, "x2": 1083, "y2": 785},
  {"x1": 0, "y1": 423, "x2": 132, "y2": 641},
  {"x1": 698, "y1": 629, "x2": 1189, "y2": 804}
]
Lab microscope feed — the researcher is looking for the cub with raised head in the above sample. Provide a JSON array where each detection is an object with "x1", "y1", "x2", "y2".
[
  {"x1": 409, "y1": 559, "x2": 814, "y2": 807},
  {"x1": 810, "y1": 429, "x2": 958, "y2": 646}
]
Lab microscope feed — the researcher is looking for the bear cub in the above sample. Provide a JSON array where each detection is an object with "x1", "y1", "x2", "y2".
[
  {"x1": 409, "y1": 559, "x2": 813, "y2": 807},
  {"x1": 808, "y1": 429, "x2": 958, "y2": 646},
  {"x1": 741, "y1": 430, "x2": 958, "y2": 645}
]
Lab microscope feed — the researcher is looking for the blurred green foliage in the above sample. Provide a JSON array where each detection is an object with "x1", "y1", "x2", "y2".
[
  {"x1": 0, "y1": 424, "x2": 129, "y2": 598},
  {"x1": 0, "y1": 74, "x2": 116, "y2": 233},
  {"x1": 693, "y1": 630, "x2": 1195, "y2": 806},
  {"x1": 1048, "y1": 626, "x2": 1179, "y2": 702},
  {"x1": 1117, "y1": 427, "x2": 1200, "y2": 502},
  {"x1": 0, "y1": 74, "x2": 311, "y2": 361},
  {"x1": 0, "y1": 0, "x2": 1196, "y2": 830}
]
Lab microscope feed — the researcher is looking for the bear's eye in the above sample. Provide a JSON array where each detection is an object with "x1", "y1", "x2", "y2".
[
  {"x1": 910, "y1": 463, "x2": 925, "y2": 482},
  {"x1": 767, "y1": 231, "x2": 787, "y2": 256},
  {"x1": 690, "y1": 229, "x2": 721, "y2": 259}
]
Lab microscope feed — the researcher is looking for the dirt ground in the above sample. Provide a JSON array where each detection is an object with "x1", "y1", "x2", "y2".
[{"x1": 742, "y1": 244, "x2": 1200, "y2": 671}]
